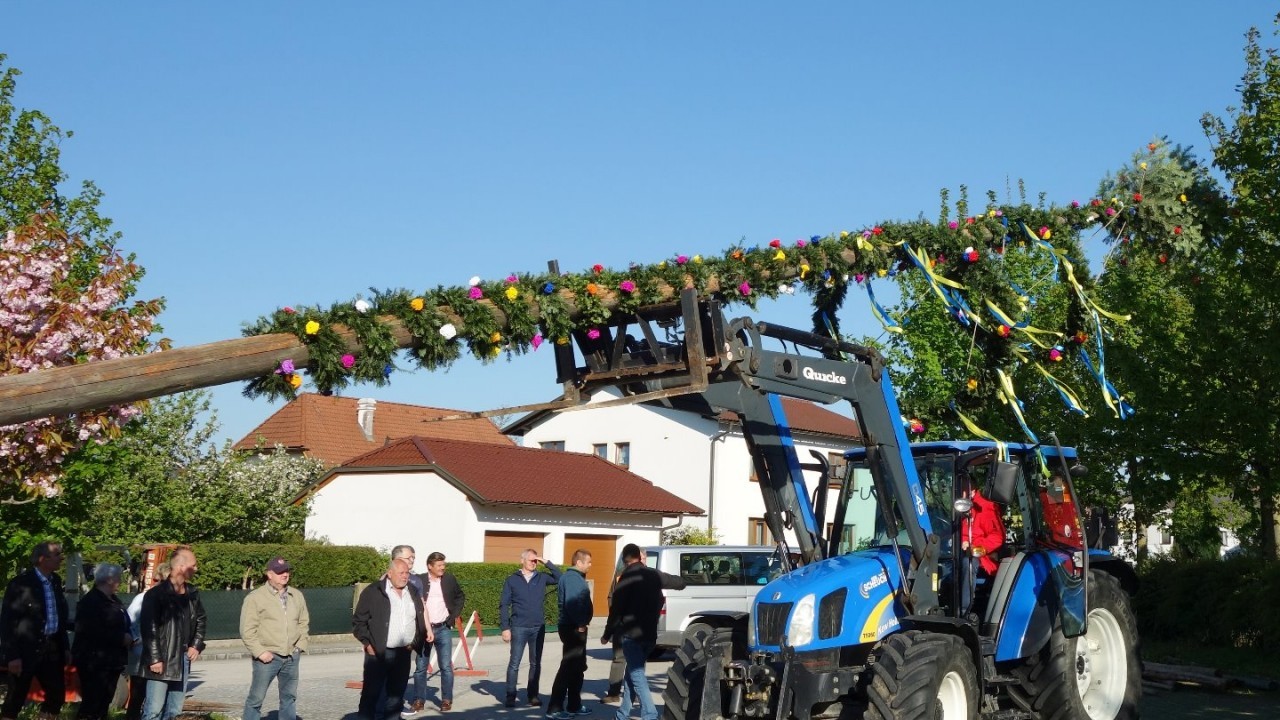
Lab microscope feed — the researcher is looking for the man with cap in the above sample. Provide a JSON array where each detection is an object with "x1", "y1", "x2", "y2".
[{"x1": 239, "y1": 556, "x2": 310, "y2": 720}]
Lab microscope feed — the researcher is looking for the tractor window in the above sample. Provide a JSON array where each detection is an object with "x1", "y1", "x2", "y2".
[{"x1": 830, "y1": 459, "x2": 955, "y2": 556}]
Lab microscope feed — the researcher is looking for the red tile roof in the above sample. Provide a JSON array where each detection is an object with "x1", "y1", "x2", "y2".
[
  {"x1": 723, "y1": 397, "x2": 862, "y2": 440},
  {"x1": 298, "y1": 436, "x2": 703, "y2": 516},
  {"x1": 233, "y1": 393, "x2": 513, "y2": 467}
]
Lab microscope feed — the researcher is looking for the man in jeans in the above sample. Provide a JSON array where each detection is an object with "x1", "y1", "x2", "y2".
[
  {"x1": 498, "y1": 549, "x2": 561, "y2": 708},
  {"x1": 547, "y1": 549, "x2": 594, "y2": 720},
  {"x1": 410, "y1": 551, "x2": 465, "y2": 713},
  {"x1": 600, "y1": 544, "x2": 663, "y2": 720},
  {"x1": 239, "y1": 556, "x2": 310, "y2": 720}
]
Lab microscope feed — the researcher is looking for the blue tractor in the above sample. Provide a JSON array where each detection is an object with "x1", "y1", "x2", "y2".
[{"x1": 547, "y1": 290, "x2": 1141, "y2": 720}]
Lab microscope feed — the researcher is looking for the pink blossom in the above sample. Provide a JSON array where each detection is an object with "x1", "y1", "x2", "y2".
[
  {"x1": 619, "y1": 280, "x2": 636, "y2": 293},
  {"x1": 341, "y1": 354, "x2": 356, "y2": 369},
  {"x1": 586, "y1": 328, "x2": 601, "y2": 340},
  {"x1": 469, "y1": 286, "x2": 484, "y2": 299},
  {"x1": 738, "y1": 281, "x2": 752, "y2": 296}
]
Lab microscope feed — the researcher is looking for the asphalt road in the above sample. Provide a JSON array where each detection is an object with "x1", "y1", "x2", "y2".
[{"x1": 182, "y1": 632, "x2": 1279, "y2": 720}]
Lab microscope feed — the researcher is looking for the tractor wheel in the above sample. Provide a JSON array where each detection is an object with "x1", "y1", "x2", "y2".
[
  {"x1": 1008, "y1": 569, "x2": 1141, "y2": 720},
  {"x1": 661, "y1": 623, "x2": 737, "y2": 720},
  {"x1": 864, "y1": 631, "x2": 978, "y2": 720}
]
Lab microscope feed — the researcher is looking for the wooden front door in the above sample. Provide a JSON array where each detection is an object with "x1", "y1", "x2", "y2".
[{"x1": 562, "y1": 534, "x2": 618, "y2": 617}]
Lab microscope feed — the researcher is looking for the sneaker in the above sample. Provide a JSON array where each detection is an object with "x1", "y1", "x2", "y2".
[{"x1": 574, "y1": 708, "x2": 593, "y2": 715}]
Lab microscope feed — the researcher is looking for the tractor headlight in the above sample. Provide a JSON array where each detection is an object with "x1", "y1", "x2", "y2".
[{"x1": 787, "y1": 593, "x2": 815, "y2": 647}]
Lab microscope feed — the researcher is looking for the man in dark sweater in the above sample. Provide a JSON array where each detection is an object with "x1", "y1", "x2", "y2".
[
  {"x1": 546, "y1": 549, "x2": 594, "y2": 719},
  {"x1": 600, "y1": 544, "x2": 664, "y2": 720},
  {"x1": 353, "y1": 558, "x2": 425, "y2": 720},
  {"x1": 0, "y1": 541, "x2": 70, "y2": 720},
  {"x1": 498, "y1": 549, "x2": 561, "y2": 708}
]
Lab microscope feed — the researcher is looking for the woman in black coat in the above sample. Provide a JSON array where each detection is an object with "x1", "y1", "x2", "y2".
[{"x1": 73, "y1": 563, "x2": 133, "y2": 720}]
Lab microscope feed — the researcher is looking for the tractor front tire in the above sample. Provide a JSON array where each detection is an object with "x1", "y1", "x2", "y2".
[
  {"x1": 864, "y1": 631, "x2": 978, "y2": 720},
  {"x1": 1008, "y1": 569, "x2": 1141, "y2": 720},
  {"x1": 662, "y1": 623, "x2": 733, "y2": 720}
]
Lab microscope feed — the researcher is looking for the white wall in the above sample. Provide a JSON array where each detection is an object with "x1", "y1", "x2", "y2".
[
  {"x1": 517, "y1": 391, "x2": 858, "y2": 547},
  {"x1": 306, "y1": 469, "x2": 667, "y2": 572}
]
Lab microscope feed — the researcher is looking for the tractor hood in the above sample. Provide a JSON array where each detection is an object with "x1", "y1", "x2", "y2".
[{"x1": 752, "y1": 549, "x2": 904, "y2": 652}]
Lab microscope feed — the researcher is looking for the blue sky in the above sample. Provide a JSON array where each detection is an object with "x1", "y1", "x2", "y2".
[{"x1": 4, "y1": 3, "x2": 1271, "y2": 444}]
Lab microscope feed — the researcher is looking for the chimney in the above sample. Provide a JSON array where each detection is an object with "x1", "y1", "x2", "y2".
[{"x1": 356, "y1": 398, "x2": 377, "y2": 442}]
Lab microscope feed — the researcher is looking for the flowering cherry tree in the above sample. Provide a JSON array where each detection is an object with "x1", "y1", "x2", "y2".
[{"x1": 0, "y1": 214, "x2": 165, "y2": 499}]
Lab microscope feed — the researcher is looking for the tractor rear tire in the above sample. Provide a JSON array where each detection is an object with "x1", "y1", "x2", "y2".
[
  {"x1": 864, "y1": 631, "x2": 978, "y2": 720},
  {"x1": 661, "y1": 623, "x2": 736, "y2": 720},
  {"x1": 1007, "y1": 569, "x2": 1141, "y2": 720}
]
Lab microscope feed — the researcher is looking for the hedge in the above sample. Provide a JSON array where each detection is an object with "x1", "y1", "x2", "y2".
[
  {"x1": 186, "y1": 543, "x2": 385, "y2": 590},
  {"x1": 1135, "y1": 555, "x2": 1280, "y2": 653},
  {"x1": 446, "y1": 562, "x2": 560, "y2": 630}
]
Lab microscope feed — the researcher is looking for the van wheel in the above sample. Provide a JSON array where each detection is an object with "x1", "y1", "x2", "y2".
[
  {"x1": 661, "y1": 624, "x2": 738, "y2": 720},
  {"x1": 1007, "y1": 570, "x2": 1141, "y2": 720},
  {"x1": 864, "y1": 631, "x2": 978, "y2": 720}
]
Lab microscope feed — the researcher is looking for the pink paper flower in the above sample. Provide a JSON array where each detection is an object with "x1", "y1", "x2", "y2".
[
  {"x1": 676, "y1": 255, "x2": 689, "y2": 265},
  {"x1": 948, "y1": 221, "x2": 958, "y2": 230},
  {"x1": 531, "y1": 333, "x2": 544, "y2": 350},
  {"x1": 505, "y1": 274, "x2": 518, "y2": 283},
  {"x1": 341, "y1": 354, "x2": 356, "y2": 369},
  {"x1": 795, "y1": 239, "x2": 807, "y2": 248},
  {"x1": 619, "y1": 280, "x2": 636, "y2": 293},
  {"x1": 586, "y1": 328, "x2": 601, "y2": 340},
  {"x1": 738, "y1": 281, "x2": 752, "y2": 296},
  {"x1": 469, "y1": 286, "x2": 483, "y2": 299}
]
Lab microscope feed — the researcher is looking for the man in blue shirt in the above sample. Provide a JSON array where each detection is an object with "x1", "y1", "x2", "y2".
[
  {"x1": 498, "y1": 550, "x2": 560, "y2": 709},
  {"x1": 546, "y1": 550, "x2": 594, "y2": 719}
]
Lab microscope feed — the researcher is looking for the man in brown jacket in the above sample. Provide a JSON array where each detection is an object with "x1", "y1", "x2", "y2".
[{"x1": 240, "y1": 556, "x2": 310, "y2": 720}]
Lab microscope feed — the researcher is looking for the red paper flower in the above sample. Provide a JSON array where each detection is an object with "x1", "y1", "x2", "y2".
[
  {"x1": 592, "y1": 264, "x2": 604, "y2": 274},
  {"x1": 1133, "y1": 193, "x2": 1143, "y2": 202},
  {"x1": 1173, "y1": 226, "x2": 1183, "y2": 235},
  {"x1": 997, "y1": 325, "x2": 1011, "y2": 338},
  {"x1": 872, "y1": 226, "x2": 884, "y2": 235},
  {"x1": 1158, "y1": 254, "x2": 1168, "y2": 264},
  {"x1": 769, "y1": 238, "x2": 782, "y2": 248}
]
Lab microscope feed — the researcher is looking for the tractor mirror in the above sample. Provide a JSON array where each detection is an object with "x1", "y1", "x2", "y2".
[
  {"x1": 987, "y1": 460, "x2": 1020, "y2": 505},
  {"x1": 954, "y1": 498, "x2": 973, "y2": 515},
  {"x1": 1069, "y1": 463, "x2": 1088, "y2": 478}
]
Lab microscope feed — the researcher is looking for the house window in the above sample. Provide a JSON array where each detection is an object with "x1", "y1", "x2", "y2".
[
  {"x1": 748, "y1": 517, "x2": 774, "y2": 545},
  {"x1": 826, "y1": 451, "x2": 846, "y2": 488},
  {"x1": 614, "y1": 442, "x2": 630, "y2": 467},
  {"x1": 592, "y1": 443, "x2": 608, "y2": 459},
  {"x1": 539, "y1": 440, "x2": 565, "y2": 451},
  {"x1": 1160, "y1": 529, "x2": 1172, "y2": 546}
]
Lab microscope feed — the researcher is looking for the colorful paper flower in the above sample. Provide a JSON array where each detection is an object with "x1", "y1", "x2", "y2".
[
  {"x1": 439, "y1": 323, "x2": 458, "y2": 340},
  {"x1": 505, "y1": 286, "x2": 519, "y2": 301},
  {"x1": 799, "y1": 263, "x2": 810, "y2": 278},
  {"x1": 490, "y1": 331, "x2": 502, "y2": 343},
  {"x1": 468, "y1": 276, "x2": 481, "y2": 287},
  {"x1": 1105, "y1": 208, "x2": 1116, "y2": 217},
  {"x1": 1179, "y1": 193, "x2": 1187, "y2": 203},
  {"x1": 966, "y1": 378, "x2": 978, "y2": 391},
  {"x1": 592, "y1": 264, "x2": 604, "y2": 274},
  {"x1": 877, "y1": 269, "x2": 887, "y2": 278},
  {"x1": 341, "y1": 353, "x2": 356, "y2": 369},
  {"x1": 1049, "y1": 347, "x2": 1063, "y2": 362},
  {"x1": 555, "y1": 337, "x2": 569, "y2": 345},
  {"x1": 619, "y1": 280, "x2": 636, "y2": 293},
  {"x1": 1071, "y1": 200, "x2": 1080, "y2": 208},
  {"x1": 692, "y1": 254, "x2": 702, "y2": 264},
  {"x1": 909, "y1": 418, "x2": 925, "y2": 434},
  {"x1": 410, "y1": 297, "x2": 425, "y2": 311},
  {"x1": 1073, "y1": 331, "x2": 1089, "y2": 344},
  {"x1": 676, "y1": 254, "x2": 689, "y2": 265},
  {"x1": 1139, "y1": 162, "x2": 1148, "y2": 171},
  {"x1": 289, "y1": 374, "x2": 303, "y2": 389},
  {"x1": 505, "y1": 274, "x2": 518, "y2": 283},
  {"x1": 963, "y1": 247, "x2": 979, "y2": 262},
  {"x1": 738, "y1": 281, "x2": 752, "y2": 296},
  {"x1": 796, "y1": 239, "x2": 807, "y2": 248},
  {"x1": 731, "y1": 250, "x2": 744, "y2": 260},
  {"x1": 305, "y1": 320, "x2": 320, "y2": 335},
  {"x1": 769, "y1": 238, "x2": 782, "y2": 248},
  {"x1": 354, "y1": 299, "x2": 371, "y2": 313},
  {"x1": 948, "y1": 221, "x2": 959, "y2": 230},
  {"x1": 997, "y1": 324, "x2": 1011, "y2": 338},
  {"x1": 531, "y1": 333, "x2": 544, "y2": 350},
  {"x1": 586, "y1": 328, "x2": 601, "y2": 340},
  {"x1": 468, "y1": 286, "x2": 483, "y2": 299},
  {"x1": 276, "y1": 359, "x2": 295, "y2": 375},
  {"x1": 871, "y1": 226, "x2": 884, "y2": 235},
  {"x1": 854, "y1": 273, "x2": 865, "y2": 284},
  {"x1": 542, "y1": 282, "x2": 556, "y2": 294},
  {"x1": 586, "y1": 282, "x2": 600, "y2": 296},
  {"x1": 1039, "y1": 226, "x2": 1052, "y2": 239},
  {"x1": 1173, "y1": 226, "x2": 1183, "y2": 235},
  {"x1": 773, "y1": 249, "x2": 785, "y2": 261},
  {"x1": 282, "y1": 306, "x2": 295, "y2": 315}
]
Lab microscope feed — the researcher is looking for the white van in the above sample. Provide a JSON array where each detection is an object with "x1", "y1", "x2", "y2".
[{"x1": 637, "y1": 545, "x2": 785, "y2": 648}]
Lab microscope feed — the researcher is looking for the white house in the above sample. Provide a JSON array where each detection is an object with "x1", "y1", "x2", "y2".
[
  {"x1": 502, "y1": 389, "x2": 863, "y2": 547},
  {"x1": 291, "y1": 435, "x2": 702, "y2": 615}
]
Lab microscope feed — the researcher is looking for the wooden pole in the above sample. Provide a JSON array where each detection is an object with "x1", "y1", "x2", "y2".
[{"x1": 0, "y1": 278, "x2": 708, "y2": 427}]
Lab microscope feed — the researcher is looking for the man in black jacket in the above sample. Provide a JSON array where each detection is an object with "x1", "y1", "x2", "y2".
[
  {"x1": 407, "y1": 551, "x2": 466, "y2": 714},
  {"x1": 600, "y1": 544, "x2": 665, "y2": 720},
  {"x1": 603, "y1": 547, "x2": 685, "y2": 704},
  {"x1": 139, "y1": 547, "x2": 206, "y2": 720},
  {"x1": 353, "y1": 558, "x2": 424, "y2": 720},
  {"x1": 0, "y1": 541, "x2": 70, "y2": 720}
]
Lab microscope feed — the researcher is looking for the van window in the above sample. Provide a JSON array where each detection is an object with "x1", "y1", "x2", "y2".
[{"x1": 678, "y1": 551, "x2": 779, "y2": 586}]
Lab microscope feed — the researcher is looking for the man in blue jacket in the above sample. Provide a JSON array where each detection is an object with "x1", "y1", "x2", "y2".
[
  {"x1": 498, "y1": 550, "x2": 561, "y2": 708},
  {"x1": 546, "y1": 549, "x2": 594, "y2": 719}
]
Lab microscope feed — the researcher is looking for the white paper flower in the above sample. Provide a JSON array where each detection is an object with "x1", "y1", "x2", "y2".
[
  {"x1": 354, "y1": 299, "x2": 371, "y2": 313},
  {"x1": 468, "y1": 276, "x2": 481, "y2": 287},
  {"x1": 439, "y1": 323, "x2": 458, "y2": 340}
]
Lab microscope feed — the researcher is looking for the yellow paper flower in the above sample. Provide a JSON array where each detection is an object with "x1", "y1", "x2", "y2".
[
  {"x1": 1042, "y1": 228, "x2": 1052, "y2": 239},
  {"x1": 289, "y1": 374, "x2": 303, "y2": 389},
  {"x1": 877, "y1": 268, "x2": 887, "y2": 278},
  {"x1": 659, "y1": 261, "x2": 667, "y2": 268},
  {"x1": 556, "y1": 337, "x2": 569, "y2": 345},
  {"x1": 693, "y1": 255, "x2": 702, "y2": 264},
  {"x1": 840, "y1": 230, "x2": 849, "y2": 238},
  {"x1": 773, "y1": 249, "x2": 785, "y2": 261},
  {"x1": 987, "y1": 209, "x2": 996, "y2": 217},
  {"x1": 410, "y1": 297, "x2": 424, "y2": 312},
  {"x1": 489, "y1": 346, "x2": 501, "y2": 357},
  {"x1": 1179, "y1": 193, "x2": 1187, "y2": 203},
  {"x1": 966, "y1": 378, "x2": 978, "y2": 391},
  {"x1": 1139, "y1": 162, "x2": 1148, "y2": 170},
  {"x1": 305, "y1": 320, "x2": 320, "y2": 335},
  {"x1": 505, "y1": 286, "x2": 519, "y2": 301},
  {"x1": 799, "y1": 263, "x2": 810, "y2": 278},
  {"x1": 490, "y1": 331, "x2": 502, "y2": 343}
]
